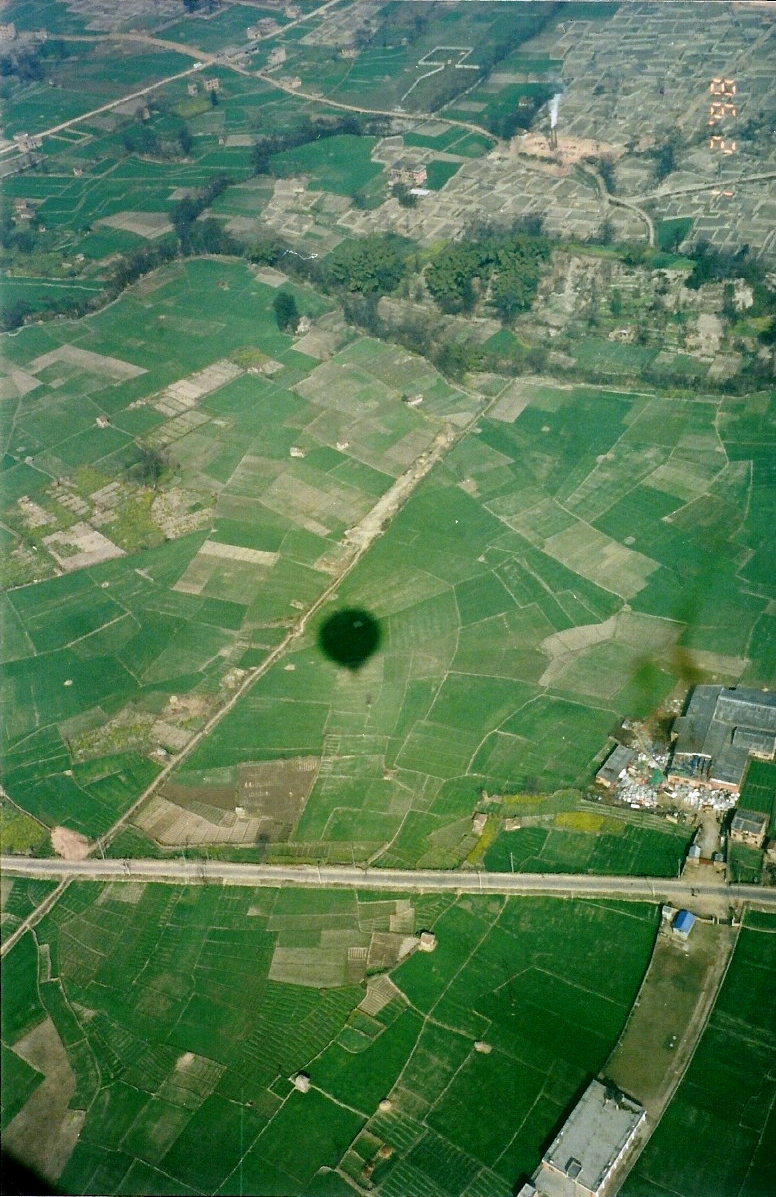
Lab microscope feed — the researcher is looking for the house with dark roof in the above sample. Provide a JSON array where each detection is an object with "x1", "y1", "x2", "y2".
[
  {"x1": 596, "y1": 744, "x2": 635, "y2": 788},
  {"x1": 730, "y1": 809, "x2": 768, "y2": 848}
]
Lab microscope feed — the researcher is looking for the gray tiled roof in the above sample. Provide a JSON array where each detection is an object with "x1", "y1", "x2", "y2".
[{"x1": 671, "y1": 687, "x2": 776, "y2": 789}]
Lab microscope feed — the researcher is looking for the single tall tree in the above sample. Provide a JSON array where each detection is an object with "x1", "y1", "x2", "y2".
[{"x1": 273, "y1": 290, "x2": 299, "y2": 333}]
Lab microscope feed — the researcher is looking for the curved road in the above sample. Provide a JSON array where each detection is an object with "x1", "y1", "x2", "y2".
[{"x1": 2, "y1": 855, "x2": 773, "y2": 906}]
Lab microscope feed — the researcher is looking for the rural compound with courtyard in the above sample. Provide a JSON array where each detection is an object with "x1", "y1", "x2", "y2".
[{"x1": 1, "y1": 1, "x2": 774, "y2": 1195}]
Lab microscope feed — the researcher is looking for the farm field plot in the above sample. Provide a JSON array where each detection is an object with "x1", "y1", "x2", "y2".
[
  {"x1": 1, "y1": 45, "x2": 194, "y2": 139},
  {"x1": 269, "y1": 135, "x2": 383, "y2": 199},
  {"x1": 166, "y1": 377, "x2": 771, "y2": 867},
  {"x1": 269, "y1": 3, "x2": 558, "y2": 116},
  {"x1": 621, "y1": 913, "x2": 776, "y2": 1197},
  {"x1": 0, "y1": 885, "x2": 658, "y2": 1196},
  {"x1": 484, "y1": 810, "x2": 693, "y2": 877},
  {"x1": 0, "y1": 257, "x2": 474, "y2": 845}
]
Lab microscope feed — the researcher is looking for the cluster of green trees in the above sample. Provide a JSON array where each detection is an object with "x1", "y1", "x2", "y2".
[
  {"x1": 651, "y1": 128, "x2": 681, "y2": 183},
  {"x1": 483, "y1": 86, "x2": 557, "y2": 141},
  {"x1": 120, "y1": 123, "x2": 162, "y2": 158},
  {"x1": 272, "y1": 290, "x2": 299, "y2": 333},
  {"x1": 0, "y1": 201, "x2": 40, "y2": 255},
  {"x1": 109, "y1": 237, "x2": 179, "y2": 293},
  {"x1": 683, "y1": 240, "x2": 752, "y2": 290},
  {"x1": 372, "y1": 2, "x2": 430, "y2": 49},
  {"x1": 425, "y1": 222, "x2": 551, "y2": 322},
  {"x1": 324, "y1": 234, "x2": 407, "y2": 295},
  {"x1": 250, "y1": 231, "x2": 410, "y2": 303},
  {"x1": 119, "y1": 118, "x2": 193, "y2": 160},
  {"x1": 171, "y1": 173, "x2": 238, "y2": 254},
  {"x1": 0, "y1": 38, "x2": 73, "y2": 83}
]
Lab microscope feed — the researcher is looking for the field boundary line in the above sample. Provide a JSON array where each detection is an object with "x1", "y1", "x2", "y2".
[
  {"x1": 90, "y1": 378, "x2": 506, "y2": 858},
  {"x1": 1, "y1": 879, "x2": 71, "y2": 959}
]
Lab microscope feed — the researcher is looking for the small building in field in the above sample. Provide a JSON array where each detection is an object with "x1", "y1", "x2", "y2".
[
  {"x1": 730, "y1": 809, "x2": 768, "y2": 849},
  {"x1": 596, "y1": 743, "x2": 636, "y2": 788},
  {"x1": 391, "y1": 160, "x2": 428, "y2": 188},
  {"x1": 672, "y1": 909, "x2": 695, "y2": 939},
  {"x1": 203, "y1": 77, "x2": 220, "y2": 93}
]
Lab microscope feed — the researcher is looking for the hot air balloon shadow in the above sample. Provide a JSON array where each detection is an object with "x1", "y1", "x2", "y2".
[{"x1": 318, "y1": 608, "x2": 382, "y2": 671}]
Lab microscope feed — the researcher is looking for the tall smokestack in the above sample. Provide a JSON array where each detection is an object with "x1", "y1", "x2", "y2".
[{"x1": 548, "y1": 90, "x2": 563, "y2": 149}]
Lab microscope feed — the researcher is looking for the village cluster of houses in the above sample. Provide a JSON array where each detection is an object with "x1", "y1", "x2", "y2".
[{"x1": 597, "y1": 686, "x2": 776, "y2": 868}]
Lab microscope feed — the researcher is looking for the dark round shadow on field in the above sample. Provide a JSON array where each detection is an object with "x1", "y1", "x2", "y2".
[{"x1": 318, "y1": 608, "x2": 382, "y2": 671}]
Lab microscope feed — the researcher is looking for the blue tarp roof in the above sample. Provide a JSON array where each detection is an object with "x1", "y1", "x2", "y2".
[{"x1": 673, "y1": 909, "x2": 696, "y2": 934}]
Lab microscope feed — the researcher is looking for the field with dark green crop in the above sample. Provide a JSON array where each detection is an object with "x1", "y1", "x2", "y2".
[{"x1": 0, "y1": 885, "x2": 657, "y2": 1195}]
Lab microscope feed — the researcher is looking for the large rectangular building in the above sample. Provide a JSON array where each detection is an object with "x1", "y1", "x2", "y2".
[
  {"x1": 533, "y1": 1080, "x2": 645, "y2": 1197},
  {"x1": 669, "y1": 686, "x2": 776, "y2": 792}
]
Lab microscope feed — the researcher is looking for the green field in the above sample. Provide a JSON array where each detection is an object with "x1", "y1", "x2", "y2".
[
  {"x1": 0, "y1": 258, "x2": 476, "y2": 840},
  {"x1": 738, "y1": 758, "x2": 776, "y2": 832},
  {"x1": 167, "y1": 375, "x2": 771, "y2": 866},
  {"x1": 1, "y1": 46, "x2": 194, "y2": 138},
  {"x1": 0, "y1": 885, "x2": 657, "y2": 1195},
  {"x1": 484, "y1": 811, "x2": 693, "y2": 877},
  {"x1": 269, "y1": 135, "x2": 383, "y2": 198},
  {"x1": 621, "y1": 914, "x2": 776, "y2": 1197}
]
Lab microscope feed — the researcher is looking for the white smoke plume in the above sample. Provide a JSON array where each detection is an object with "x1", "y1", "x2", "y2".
[{"x1": 549, "y1": 91, "x2": 564, "y2": 129}]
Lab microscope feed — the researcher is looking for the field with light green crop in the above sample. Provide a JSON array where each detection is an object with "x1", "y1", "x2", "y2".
[
  {"x1": 168, "y1": 377, "x2": 773, "y2": 867},
  {"x1": 0, "y1": 257, "x2": 476, "y2": 842},
  {"x1": 0, "y1": 885, "x2": 657, "y2": 1195}
]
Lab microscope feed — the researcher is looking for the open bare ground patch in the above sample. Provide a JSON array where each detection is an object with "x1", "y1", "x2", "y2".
[
  {"x1": 148, "y1": 758, "x2": 320, "y2": 845},
  {"x1": 26, "y1": 345, "x2": 146, "y2": 381},
  {"x1": 606, "y1": 923, "x2": 737, "y2": 1112},
  {"x1": 543, "y1": 524, "x2": 659, "y2": 598},
  {"x1": 51, "y1": 826, "x2": 91, "y2": 860},
  {"x1": 3, "y1": 1019, "x2": 83, "y2": 1185},
  {"x1": 43, "y1": 523, "x2": 125, "y2": 573},
  {"x1": 97, "y1": 211, "x2": 173, "y2": 239},
  {"x1": 0, "y1": 368, "x2": 43, "y2": 400},
  {"x1": 239, "y1": 757, "x2": 320, "y2": 821},
  {"x1": 136, "y1": 794, "x2": 266, "y2": 847}
]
